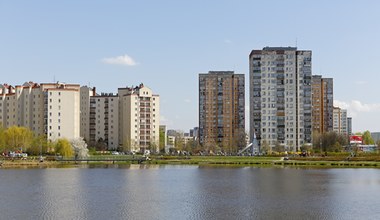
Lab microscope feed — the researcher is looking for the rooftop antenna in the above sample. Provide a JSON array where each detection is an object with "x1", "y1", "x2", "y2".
[
  {"x1": 295, "y1": 37, "x2": 298, "y2": 48},
  {"x1": 53, "y1": 75, "x2": 55, "y2": 83}
]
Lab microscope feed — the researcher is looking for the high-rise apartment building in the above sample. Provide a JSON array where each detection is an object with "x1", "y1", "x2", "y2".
[
  {"x1": 118, "y1": 84, "x2": 160, "y2": 153},
  {"x1": 249, "y1": 47, "x2": 312, "y2": 151},
  {"x1": 333, "y1": 107, "x2": 348, "y2": 135},
  {"x1": 347, "y1": 117, "x2": 352, "y2": 136},
  {"x1": 311, "y1": 75, "x2": 333, "y2": 134},
  {"x1": 80, "y1": 86, "x2": 96, "y2": 142},
  {"x1": 0, "y1": 82, "x2": 81, "y2": 141},
  {"x1": 89, "y1": 93, "x2": 119, "y2": 149},
  {"x1": 199, "y1": 71, "x2": 245, "y2": 150}
]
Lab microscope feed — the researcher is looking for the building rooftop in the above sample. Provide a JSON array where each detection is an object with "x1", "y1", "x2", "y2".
[{"x1": 262, "y1": 46, "x2": 297, "y2": 51}]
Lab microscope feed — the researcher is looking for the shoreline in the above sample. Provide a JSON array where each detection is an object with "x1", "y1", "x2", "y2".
[{"x1": 2, "y1": 156, "x2": 380, "y2": 168}]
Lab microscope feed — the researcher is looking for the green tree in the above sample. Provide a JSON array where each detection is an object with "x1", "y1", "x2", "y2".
[
  {"x1": 315, "y1": 132, "x2": 348, "y2": 152},
  {"x1": 27, "y1": 135, "x2": 49, "y2": 156},
  {"x1": 4, "y1": 126, "x2": 33, "y2": 152},
  {"x1": 362, "y1": 130, "x2": 374, "y2": 145},
  {"x1": 175, "y1": 136, "x2": 185, "y2": 152},
  {"x1": 159, "y1": 128, "x2": 166, "y2": 153},
  {"x1": 0, "y1": 125, "x2": 5, "y2": 153},
  {"x1": 55, "y1": 139, "x2": 73, "y2": 157},
  {"x1": 149, "y1": 141, "x2": 159, "y2": 153}
]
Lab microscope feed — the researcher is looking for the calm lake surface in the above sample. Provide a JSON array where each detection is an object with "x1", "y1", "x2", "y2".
[{"x1": 1, "y1": 165, "x2": 380, "y2": 220}]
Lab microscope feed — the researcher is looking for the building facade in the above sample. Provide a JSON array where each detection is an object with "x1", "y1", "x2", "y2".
[
  {"x1": 89, "y1": 93, "x2": 119, "y2": 149},
  {"x1": 347, "y1": 117, "x2": 352, "y2": 136},
  {"x1": 80, "y1": 86, "x2": 96, "y2": 143},
  {"x1": 118, "y1": 84, "x2": 160, "y2": 153},
  {"x1": 0, "y1": 82, "x2": 81, "y2": 141},
  {"x1": 311, "y1": 75, "x2": 333, "y2": 135},
  {"x1": 333, "y1": 107, "x2": 348, "y2": 135},
  {"x1": 199, "y1": 71, "x2": 245, "y2": 150},
  {"x1": 249, "y1": 47, "x2": 312, "y2": 151}
]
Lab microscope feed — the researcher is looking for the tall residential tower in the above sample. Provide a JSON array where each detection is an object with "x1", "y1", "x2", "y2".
[
  {"x1": 311, "y1": 75, "x2": 333, "y2": 135},
  {"x1": 249, "y1": 47, "x2": 312, "y2": 151},
  {"x1": 199, "y1": 71, "x2": 245, "y2": 151}
]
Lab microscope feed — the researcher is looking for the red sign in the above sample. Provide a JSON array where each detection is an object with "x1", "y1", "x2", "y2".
[{"x1": 350, "y1": 135, "x2": 363, "y2": 144}]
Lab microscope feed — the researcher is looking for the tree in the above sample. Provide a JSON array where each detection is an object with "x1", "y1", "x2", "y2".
[
  {"x1": 95, "y1": 138, "x2": 107, "y2": 151},
  {"x1": 233, "y1": 128, "x2": 247, "y2": 153},
  {"x1": 159, "y1": 128, "x2": 166, "y2": 153},
  {"x1": 274, "y1": 142, "x2": 285, "y2": 153},
  {"x1": 55, "y1": 139, "x2": 73, "y2": 157},
  {"x1": 71, "y1": 137, "x2": 89, "y2": 159},
  {"x1": 149, "y1": 141, "x2": 159, "y2": 153},
  {"x1": 0, "y1": 125, "x2": 5, "y2": 153},
  {"x1": 4, "y1": 126, "x2": 33, "y2": 152},
  {"x1": 261, "y1": 140, "x2": 271, "y2": 154},
  {"x1": 313, "y1": 132, "x2": 348, "y2": 152},
  {"x1": 27, "y1": 135, "x2": 49, "y2": 156},
  {"x1": 175, "y1": 135, "x2": 185, "y2": 152},
  {"x1": 362, "y1": 130, "x2": 374, "y2": 145}
]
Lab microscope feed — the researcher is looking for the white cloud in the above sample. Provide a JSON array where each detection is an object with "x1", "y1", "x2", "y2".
[
  {"x1": 355, "y1": 81, "x2": 368, "y2": 85},
  {"x1": 224, "y1": 39, "x2": 232, "y2": 44},
  {"x1": 184, "y1": 99, "x2": 191, "y2": 103},
  {"x1": 102, "y1": 54, "x2": 138, "y2": 66},
  {"x1": 351, "y1": 100, "x2": 380, "y2": 112},
  {"x1": 334, "y1": 100, "x2": 350, "y2": 110},
  {"x1": 334, "y1": 100, "x2": 380, "y2": 117},
  {"x1": 335, "y1": 100, "x2": 380, "y2": 113},
  {"x1": 334, "y1": 100, "x2": 380, "y2": 132}
]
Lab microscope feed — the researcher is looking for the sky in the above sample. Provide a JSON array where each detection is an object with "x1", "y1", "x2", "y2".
[{"x1": 1, "y1": 0, "x2": 380, "y2": 133}]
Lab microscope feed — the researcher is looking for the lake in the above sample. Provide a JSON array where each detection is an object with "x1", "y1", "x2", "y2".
[{"x1": 1, "y1": 165, "x2": 380, "y2": 220}]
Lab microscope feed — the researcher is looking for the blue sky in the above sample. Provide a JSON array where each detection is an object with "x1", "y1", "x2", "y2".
[{"x1": 1, "y1": 0, "x2": 380, "y2": 133}]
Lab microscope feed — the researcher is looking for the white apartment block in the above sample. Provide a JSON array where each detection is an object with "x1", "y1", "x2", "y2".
[
  {"x1": 118, "y1": 84, "x2": 160, "y2": 153},
  {"x1": 1, "y1": 81, "x2": 160, "y2": 151},
  {"x1": 41, "y1": 83, "x2": 80, "y2": 141},
  {"x1": 250, "y1": 47, "x2": 312, "y2": 151},
  {"x1": 333, "y1": 107, "x2": 348, "y2": 135},
  {"x1": 89, "y1": 94, "x2": 119, "y2": 149},
  {"x1": 0, "y1": 82, "x2": 81, "y2": 141}
]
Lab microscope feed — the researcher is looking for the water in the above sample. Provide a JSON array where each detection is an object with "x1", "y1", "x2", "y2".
[{"x1": 1, "y1": 165, "x2": 380, "y2": 220}]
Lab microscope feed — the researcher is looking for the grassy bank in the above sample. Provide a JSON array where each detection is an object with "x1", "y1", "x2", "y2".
[
  {"x1": 2, "y1": 155, "x2": 380, "y2": 168},
  {"x1": 145, "y1": 155, "x2": 380, "y2": 167}
]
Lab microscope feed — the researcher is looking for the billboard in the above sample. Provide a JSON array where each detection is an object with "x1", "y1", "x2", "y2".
[{"x1": 350, "y1": 135, "x2": 363, "y2": 144}]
